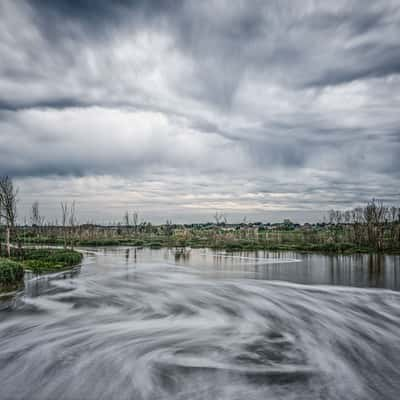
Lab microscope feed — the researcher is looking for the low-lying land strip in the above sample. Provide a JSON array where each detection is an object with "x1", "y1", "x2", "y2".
[{"x1": 0, "y1": 248, "x2": 83, "y2": 288}]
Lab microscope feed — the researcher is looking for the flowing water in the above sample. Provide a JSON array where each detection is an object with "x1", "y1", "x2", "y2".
[{"x1": 1, "y1": 248, "x2": 400, "y2": 400}]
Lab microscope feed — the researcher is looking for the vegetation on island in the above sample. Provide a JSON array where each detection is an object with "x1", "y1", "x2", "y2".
[
  {"x1": 0, "y1": 247, "x2": 83, "y2": 287},
  {"x1": 10, "y1": 248, "x2": 83, "y2": 274},
  {"x1": 0, "y1": 258, "x2": 24, "y2": 288}
]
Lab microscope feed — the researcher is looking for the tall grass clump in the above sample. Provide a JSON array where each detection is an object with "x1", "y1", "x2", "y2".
[{"x1": 0, "y1": 258, "x2": 24, "y2": 286}]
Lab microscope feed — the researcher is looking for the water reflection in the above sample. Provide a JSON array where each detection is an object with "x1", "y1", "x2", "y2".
[
  {"x1": 153, "y1": 248, "x2": 400, "y2": 290},
  {"x1": 5, "y1": 248, "x2": 400, "y2": 297},
  {"x1": 23, "y1": 267, "x2": 82, "y2": 298}
]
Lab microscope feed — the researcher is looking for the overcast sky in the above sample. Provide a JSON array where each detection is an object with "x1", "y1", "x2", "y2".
[{"x1": 1, "y1": 0, "x2": 400, "y2": 224}]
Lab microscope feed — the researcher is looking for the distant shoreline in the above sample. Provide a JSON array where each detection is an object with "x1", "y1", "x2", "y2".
[{"x1": 10, "y1": 239, "x2": 400, "y2": 256}]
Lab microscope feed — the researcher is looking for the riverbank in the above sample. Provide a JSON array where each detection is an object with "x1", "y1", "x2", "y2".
[
  {"x1": 0, "y1": 248, "x2": 83, "y2": 288},
  {"x1": 15, "y1": 236, "x2": 400, "y2": 255},
  {"x1": 0, "y1": 258, "x2": 24, "y2": 289}
]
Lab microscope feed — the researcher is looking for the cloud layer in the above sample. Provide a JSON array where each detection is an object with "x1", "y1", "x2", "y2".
[{"x1": 1, "y1": 0, "x2": 399, "y2": 222}]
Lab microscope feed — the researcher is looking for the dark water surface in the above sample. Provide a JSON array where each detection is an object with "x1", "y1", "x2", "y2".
[{"x1": 1, "y1": 248, "x2": 400, "y2": 399}]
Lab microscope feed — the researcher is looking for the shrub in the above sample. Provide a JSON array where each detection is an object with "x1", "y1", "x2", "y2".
[
  {"x1": 23, "y1": 260, "x2": 61, "y2": 274},
  {"x1": 12, "y1": 249, "x2": 83, "y2": 274},
  {"x1": 47, "y1": 250, "x2": 83, "y2": 266},
  {"x1": 149, "y1": 242, "x2": 162, "y2": 249},
  {"x1": 0, "y1": 258, "x2": 24, "y2": 285},
  {"x1": 79, "y1": 239, "x2": 120, "y2": 246}
]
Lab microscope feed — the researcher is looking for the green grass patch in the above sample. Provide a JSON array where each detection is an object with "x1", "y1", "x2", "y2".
[
  {"x1": 79, "y1": 239, "x2": 124, "y2": 246},
  {"x1": 12, "y1": 249, "x2": 83, "y2": 274},
  {"x1": 0, "y1": 258, "x2": 24, "y2": 286},
  {"x1": 148, "y1": 241, "x2": 162, "y2": 249}
]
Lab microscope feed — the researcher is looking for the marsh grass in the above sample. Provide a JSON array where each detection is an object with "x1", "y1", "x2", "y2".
[
  {"x1": 14, "y1": 249, "x2": 83, "y2": 274},
  {"x1": 0, "y1": 258, "x2": 24, "y2": 286}
]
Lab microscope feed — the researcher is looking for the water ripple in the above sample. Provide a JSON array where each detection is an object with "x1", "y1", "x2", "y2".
[{"x1": 1, "y1": 249, "x2": 400, "y2": 399}]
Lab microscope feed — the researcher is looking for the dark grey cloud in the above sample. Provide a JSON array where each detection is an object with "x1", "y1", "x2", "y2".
[
  {"x1": 0, "y1": 98, "x2": 86, "y2": 112},
  {"x1": 307, "y1": 43, "x2": 400, "y2": 87},
  {"x1": 29, "y1": 0, "x2": 182, "y2": 33},
  {"x1": 0, "y1": 0, "x2": 399, "y2": 221},
  {"x1": 2, "y1": 1, "x2": 400, "y2": 110}
]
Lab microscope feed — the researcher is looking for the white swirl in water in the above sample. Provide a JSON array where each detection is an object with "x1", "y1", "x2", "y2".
[{"x1": 1, "y1": 250, "x2": 400, "y2": 399}]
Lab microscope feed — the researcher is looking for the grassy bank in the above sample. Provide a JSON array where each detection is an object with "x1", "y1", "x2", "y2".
[
  {"x1": 0, "y1": 258, "x2": 24, "y2": 288},
  {"x1": 13, "y1": 248, "x2": 83, "y2": 274},
  {"x1": 218, "y1": 241, "x2": 377, "y2": 254},
  {"x1": 13, "y1": 234, "x2": 399, "y2": 254},
  {"x1": 2, "y1": 198, "x2": 399, "y2": 256},
  {"x1": 0, "y1": 248, "x2": 83, "y2": 287}
]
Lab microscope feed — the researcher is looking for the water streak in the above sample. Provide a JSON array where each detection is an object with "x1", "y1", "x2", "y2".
[{"x1": 1, "y1": 249, "x2": 400, "y2": 399}]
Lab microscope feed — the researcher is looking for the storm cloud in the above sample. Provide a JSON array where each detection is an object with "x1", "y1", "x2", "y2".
[{"x1": 0, "y1": 0, "x2": 399, "y2": 222}]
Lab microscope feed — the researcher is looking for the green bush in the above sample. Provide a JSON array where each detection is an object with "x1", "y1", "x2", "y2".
[
  {"x1": 47, "y1": 250, "x2": 83, "y2": 266},
  {"x1": 79, "y1": 239, "x2": 121, "y2": 246},
  {"x1": 224, "y1": 243, "x2": 243, "y2": 251},
  {"x1": 12, "y1": 249, "x2": 83, "y2": 274},
  {"x1": 23, "y1": 260, "x2": 62, "y2": 274},
  {"x1": 0, "y1": 259, "x2": 24, "y2": 285},
  {"x1": 18, "y1": 249, "x2": 82, "y2": 264},
  {"x1": 149, "y1": 242, "x2": 162, "y2": 249}
]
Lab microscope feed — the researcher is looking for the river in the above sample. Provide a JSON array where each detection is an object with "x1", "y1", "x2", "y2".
[{"x1": 1, "y1": 247, "x2": 400, "y2": 399}]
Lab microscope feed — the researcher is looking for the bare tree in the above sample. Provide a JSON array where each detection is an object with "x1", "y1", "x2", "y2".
[
  {"x1": 327, "y1": 200, "x2": 399, "y2": 250},
  {"x1": 328, "y1": 210, "x2": 336, "y2": 225},
  {"x1": 61, "y1": 202, "x2": 69, "y2": 249},
  {"x1": 69, "y1": 201, "x2": 76, "y2": 226},
  {"x1": 69, "y1": 201, "x2": 76, "y2": 249},
  {"x1": 31, "y1": 201, "x2": 40, "y2": 226},
  {"x1": 214, "y1": 211, "x2": 225, "y2": 225},
  {"x1": 165, "y1": 219, "x2": 174, "y2": 237},
  {"x1": 389, "y1": 206, "x2": 400, "y2": 246},
  {"x1": 363, "y1": 199, "x2": 387, "y2": 250},
  {"x1": 30, "y1": 200, "x2": 44, "y2": 236},
  {"x1": 0, "y1": 176, "x2": 18, "y2": 256},
  {"x1": 343, "y1": 210, "x2": 351, "y2": 224},
  {"x1": 132, "y1": 212, "x2": 138, "y2": 234},
  {"x1": 123, "y1": 211, "x2": 130, "y2": 234}
]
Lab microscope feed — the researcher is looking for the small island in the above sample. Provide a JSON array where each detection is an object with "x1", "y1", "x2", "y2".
[{"x1": 0, "y1": 248, "x2": 83, "y2": 289}]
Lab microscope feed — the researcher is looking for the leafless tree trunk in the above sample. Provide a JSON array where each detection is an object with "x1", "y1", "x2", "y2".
[
  {"x1": 61, "y1": 202, "x2": 69, "y2": 250},
  {"x1": 214, "y1": 211, "x2": 227, "y2": 225},
  {"x1": 363, "y1": 199, "x2": 387, "y2": 250},
  {"x1": 123, "y1": 211, "x2": 130, "y2": 234},
  {"x1": 132, "y1": 212, "x2": 138, "y2": 235},
  {"x1": 0, "y1": 176, "x2": 18, "y2": 257},
  {"x1": 31, "y1": 201, "x2": 40, "y2": 226},
  {"x1": 31, "y1": 200, "x2": 44, "y2": 236},
  {"x1": 5, "y1": 227, "x2": 10, "y2": 256},
  {"x1": 69, "y1": 201, "x2": 76, "y2": 249}
]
